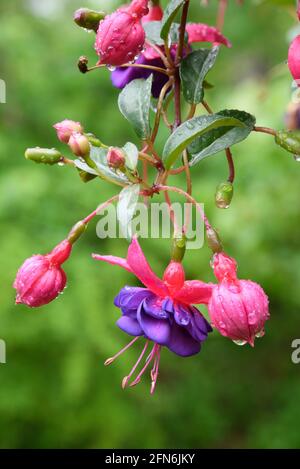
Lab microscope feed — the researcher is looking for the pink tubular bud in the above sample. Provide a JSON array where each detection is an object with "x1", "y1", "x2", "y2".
[
  {"x1": 68, "y1": 133, "x2": 90, "y2": 157},
  {"x1": 208, "y1": 252, "x2": 270, "y2": 346},
  {"x1": 288, "y1": 35, "x2": 300, "y2": 84},
  {"x1": 107, "y1": 147, "x2": 126, "y2": 169},
  {"x1": 163, "y1": 261, "x2": 185, "y2": 295},
  {"x1": 208, "y1": 280, "x2": 269, "y2": 347},
  {"x1": 53, "y1": 120, "x2": 83, "y2": 143},
  {"x1": 14, "y1": 240, "x2": 72, "y2": 308},
  {"x1": 94, "y1": 0, "x2": 149, "y2": 67}
]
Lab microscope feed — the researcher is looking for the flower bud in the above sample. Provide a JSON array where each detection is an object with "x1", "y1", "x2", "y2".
[
  {"x1": 78, "y1": 56, "x2": 89, "y2": 74},
  {"x1": 142, "y1": 4, "x2": 163, "y2": 23},
  {"x1": 206, "y1": 227, "x2": 223, "y2": 253},
  {"x1": 53, "y1": 120, "x2": 83, "y2": 143},
  {"x1": 14, "y1": 240, "x2": 72, "y2": 308},
  {"x1": 163, "y1": 261, "x2": 185, "y2": 295},
  {"x1": 25, "y1": 147, "x2": 62, "y2": 165},
  {"x1": 275, "y1": 130, "x2": 300, "y2": 156},
  {"x1": 94, "y1": 0, "x2": 149, "y2": 67},
  {"x1": 215, "y1": 181, "x2": 234, "y2": 209},
  {"x1": 74, "y1": 8, "x2": 105, "y2": 32},
  {"x1": 208, "y1": 252, "x2": 270, "y2": 346},
  {"x1": 288, "y1": 35, "x2": 300, "y2": 84},
  {"x1": 107, "y1": 147, "x2": 126, "y2": 169},
  {"x1": 68, "y1": 133, "x2": 90, "y2": 157}
]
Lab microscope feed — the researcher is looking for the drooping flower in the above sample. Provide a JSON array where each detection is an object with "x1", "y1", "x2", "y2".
[
  {"x1": 288, "y1": 35, "x2": 300, "y2": 84},
  {"x1": 111, "y1": 4, "x2": 231, "y2": 97},
  {"x1": 53, "y1": 120, "x2": 83, "y2": 143},
  {"x1": 94, "y1": 0, "x2": 149, "y2": 67},
  {"x1": 208, "y1": 252, "x2": 270, "y2": 347},
  {"x1": 93, "y1": 237, "x2": 214, "y2": 392},
  {"x1": 14, "y1": 240, "x2": 72, "y2": 308}
]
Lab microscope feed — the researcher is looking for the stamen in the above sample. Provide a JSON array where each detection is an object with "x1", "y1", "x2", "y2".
[
  {"x1": 130, "y1": 343, "x2": 157, "y2": 387},
  {"x1": 104, "y1": 336, "x2": 140, "y2": 366},
  {"x1": 122, "y1": 340, "x2": 149, "y2": 389},
  {"x1": 150, "y1": 345, "x2": 161, "y2": 394}
]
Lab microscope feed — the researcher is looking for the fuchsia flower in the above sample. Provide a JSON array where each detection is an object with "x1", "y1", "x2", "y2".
[
  {"x1": 111, "y1": 3, "x2": 231, "y2": 97},
  {"x1": 95, "y1": 0, "x2": 149, "y2": 67},
  {"x1": 93, "y1": 237, "x2": 214, "y2": 392},
  {"x1": 53, "y1": 120, "x2": 83, "y2": 144},
  {"x1": 288, "y1": 35, "x2": 300, "y2": 84},
  {"x1": 208, "y1": 252, "x2": 270, "y2": 347},
  {"x1": 14, "y1": 240, "x2": 72, "y2": 308}
]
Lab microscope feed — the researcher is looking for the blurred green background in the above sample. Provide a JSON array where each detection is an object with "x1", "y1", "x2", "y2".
[{"x1": 1, "y1": 0, "x2": 300, "y2": 449}]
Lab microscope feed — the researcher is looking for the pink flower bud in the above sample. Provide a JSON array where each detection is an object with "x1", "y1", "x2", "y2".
[
  {"x1": 163, "y1": 261, "x2": 185, "y2": 295},
  {"x1": 208, "y1": 253, "x2": 270, "y2": 346},
  {"x1": 288, "y1": 35, "x2": 300, "y2": 84},
  {"x1": 95, "y1": 0, "x2": 149, "y2": 67},
  {"x1": 53, "y1": 120, "x2": 83, "y2": 143},
  {"x1": 14, "y1": 240, "x2": 72, "y2": 308},
  {"x1": 107, "y1": 147, "x2": 125, "y2": 169},
  {"x1": 68, "y1": 133, "x2": 90, "y2": 157}
]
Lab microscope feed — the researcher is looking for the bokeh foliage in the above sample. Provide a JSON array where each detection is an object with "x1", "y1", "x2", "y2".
[{"x1": 0, "y1": 0, "x2": 300, "y2": 448}]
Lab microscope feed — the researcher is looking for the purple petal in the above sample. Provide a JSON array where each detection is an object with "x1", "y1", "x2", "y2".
[
  {"x1": 143, "y1": 295, "x2": 169, "y2": 319},
  {"x1": 187, "y1": 307, "x2": 213, "y2": 342},
  {"x1": 174, "y1": 304, "x2": 191, "y2": 326},
  {"x1": 111, "y1": 54, "x2": 169, "y2": 99},
  {"x1": 167, "y1": 322, "x2": 202, "y2": 357},
  {"x1": 114, "y1": 286, "x2": 152, "y2": 316},
  {"x1": 137, "y1": 307, "x2": 171, "y2": 345},
  {"x1": 117, "y1": 316, "x2": 143, "y2": 337},
  {"x1": 162, "y1": 297, "x2": 175, "y2": 314}
]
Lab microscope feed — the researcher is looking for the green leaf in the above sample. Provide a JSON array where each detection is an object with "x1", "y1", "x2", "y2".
[
  {"x1": 118, "y1": 76, "x2": 152, "y2": 140},
  {"x1": 188, "y1": 110, "x2": 256, "y2": 165},
  {"x1": 123, "y1": 142, "x2": 139, "y2": 170},
  {"x1": 143, "y1": 21, "x2": 164, "y2": 45},
  {"x1": 117, "y1": 184, "x2": 140, "y2": 241},
  {"x1": 160, "y1": 0, "x2": 185, "y2": 40},
  {"x1": 144, "y1": 21, "x2": 187, "y2": 45},
  {"x1": 180, "y1": 47, "x2": 219, "y2": 104},
  {"x1": 162, "y1": 113, "x2": 248, "y2": 169},
  {"x1": 74, "y1": 146, "x2": 129, "y2": 186}
]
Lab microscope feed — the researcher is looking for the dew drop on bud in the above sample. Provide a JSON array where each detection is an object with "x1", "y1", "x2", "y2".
[
  {"x1": 233, "y1": 339, "x2": 247, "y2": 346},
  {"x1": 106, "y1": 64, "x2": 116, "y2": 71}
]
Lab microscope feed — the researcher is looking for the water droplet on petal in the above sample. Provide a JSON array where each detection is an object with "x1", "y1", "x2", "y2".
[
  {"x1": 107, "y1": 64, "x2": 116, "y2": 71},
  {"x1": 233, "y1": 339, "x2": 247, "y2": 346}
]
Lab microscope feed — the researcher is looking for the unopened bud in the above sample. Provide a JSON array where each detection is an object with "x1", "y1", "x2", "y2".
[
  {"x1": 215, "y1": 181, "x2": 234, "y2": 209},
  {"x1": 206, "y1": 227, "x2": 223, "y2": 253},
  {"x1": 171, "y1": 233, "x2": 186, "y2": 262},
  {"x1": 53, "y1": 119, "x2": 83, "y2": 143},
  {"x1": 275, "y1": 130, "x2": 300, "y2": 156},
  {"x1": 25, "y1": 147, "x2": 62, "y2": 165},
  {"x1": 74, "y1": 8, "x2": 105, "y2": 32},
  {"x1": 68, "y1": 133, "x2": 90, "y2": 157},
  {"x1": 78, "y1": 56, "x2": 89, "y2": 74},
  {"x1": 67, "y1": 220, "x2": 87, "y2": 244},
  {"x1": 107, "y1": 147, "x2": 125, "y2": 169}
]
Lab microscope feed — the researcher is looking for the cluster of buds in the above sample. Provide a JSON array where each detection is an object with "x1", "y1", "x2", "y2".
[
  {"x1": 288, "y1": 4, "x2": 300, "y2": 84},
  {"x1": 53, "y1": 119, "x2": 90, "y2": 157}
]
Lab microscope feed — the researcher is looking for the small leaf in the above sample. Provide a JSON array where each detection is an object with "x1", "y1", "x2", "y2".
[
  {"x1": 162, "y1": 113, "x2": 247, "y2": 169},
  {"x1": 144, "y1": 21, "x2": 186, "y2": 45},
  {"x1": 123, "y1": 142, "x2": 139, "y2": 170},
  {"x1": 160, "y1": 0, "x2": 185, "y2": 40},
  {"x1": 188, "y1": 110, "x2": 256, "y2": 165},
  {"x1": 143, "y1": 21, "x2": 164, "y2": 45},
  {"x1": 117, "y1": 184, "x2": 140, "y2": 241},
  {"x1": 74, "y1": 146, "x2": 129, "y2": 186},
  {"x1": 118, "y1": 76, "x2": 153, "y2": 140},
  {"x1": 180, "y1": 47, "x2": 219, "y2": 104}
]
